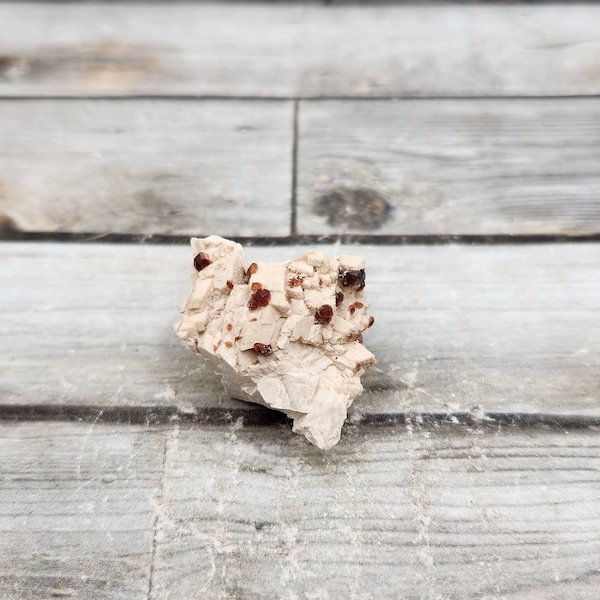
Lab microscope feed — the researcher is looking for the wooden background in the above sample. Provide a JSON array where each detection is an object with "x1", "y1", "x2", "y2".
[{"x1": 1, "y1": 2, "x2": 599, "y2": 599}]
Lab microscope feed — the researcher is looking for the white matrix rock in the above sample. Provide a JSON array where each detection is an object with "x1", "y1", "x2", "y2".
[{"x1": 175, "y1": 236, "x2": 376, "y2": 449}]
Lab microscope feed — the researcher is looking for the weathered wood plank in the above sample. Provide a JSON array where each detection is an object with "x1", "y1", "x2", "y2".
[
  {"x1": 1, "y1": 3, "x2": 600, "y2": 97},
  {"x1": 2, "y1": 421, "x2": 598, "y2": 599},
  {"x1": 0, "y1": 421, "x2": 165, "y2": 600},
  {"x1": 297, "y1": 99, "x2": 600, "y2": 236},
  {"x1": 0, "y1": 99, "x2": 292, "y2": 236},
  {"x1": 151, "y1": 423, "x2": 600, "y2": 599},
  {"x1": 1, "y1": 241, "x2": 599, "y2": 416}
]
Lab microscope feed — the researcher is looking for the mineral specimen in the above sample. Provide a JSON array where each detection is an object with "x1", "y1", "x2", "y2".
[{"x1": 175, "y1": 236, "x2": 376, "y2": 449}]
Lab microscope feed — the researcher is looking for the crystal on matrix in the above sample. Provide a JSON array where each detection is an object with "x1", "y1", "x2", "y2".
[{"x1": 175, "y1": 236, "x2": 376, "y2": 449}]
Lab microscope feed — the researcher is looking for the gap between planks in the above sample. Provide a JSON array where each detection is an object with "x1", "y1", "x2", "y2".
[
  {"x1": 2, "y1": 95, "x2": 600, "y2": 102},
  {"x1": 290, "y1": 99, "x2": 300, "y2": 236},
  {"x1": 1, "y1": 405, "x2": 600, "y2": 430},
  {"x1": 146, "y1": 426, "x2": 168, "y2": 600},
  {"x1": 4, "y1": 232, "x2": 600, "y2": 245}
]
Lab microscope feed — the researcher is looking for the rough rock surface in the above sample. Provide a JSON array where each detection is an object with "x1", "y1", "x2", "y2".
[{"x1": 175, "y1": 236, "x2": 376, "y2": 449}]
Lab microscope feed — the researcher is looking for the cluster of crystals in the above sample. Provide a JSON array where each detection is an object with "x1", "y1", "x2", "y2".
[{"x1": 175, "y1": 236, "x2": 375, "y2": 449}]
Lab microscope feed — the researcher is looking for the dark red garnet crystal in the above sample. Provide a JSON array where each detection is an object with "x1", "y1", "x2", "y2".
[
  {"x1": 314, "y1": 304, "x2": 334, "y2": 324},
  {"x1": 193, "y1": 252, "x2": 212, "y2": 272},
  {"x1": 339, "y1": 268, "x2": 365, "y2": 290},
  {"x1": 253, "y1": 343, "x2": 273, "y2": 356},
  {"x1": 248, "y1": 288, "x2": 271, "y2": 310}
]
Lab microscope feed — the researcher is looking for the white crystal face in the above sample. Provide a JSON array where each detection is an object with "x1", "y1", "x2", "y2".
[{"x1": 175, "y1": 236, "x2": 376, "y2": 449}]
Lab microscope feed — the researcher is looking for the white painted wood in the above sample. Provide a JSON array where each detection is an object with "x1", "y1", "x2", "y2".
[
  {"x1": 1, "y1": 241, "x2": 599, "y2": 416},
  {"x1": 297, "y1": 99, "x2": 600, "y2": 236},
  {"x1": 1, "y1": 3, "x2": 599, "y2": 97},
  {"x1": 151, "y1": 423, "x2": 600, "y2": 599},
  {"x1": 0, "y1": 100, "x2": 292, "y2": 236},
  {"x1": 0, "y1": 421, "x2": 165, "y2": 600}
]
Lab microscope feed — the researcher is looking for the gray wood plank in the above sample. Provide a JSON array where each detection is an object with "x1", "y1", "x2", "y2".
[
  {"x1": 297, "y1": 99, "x2": 600, "y2": 236},
  {"x1": 2, "y1": 420, "x2": 598, "y2": 599},
  {"x1": 1, "y1": 241, "x2": 599, "y2": 416},
  {"x1": 0, "y1": 421, "x2": 165, "y2": 600},
  {"x1": 1, "y1": 3, "x2": 600, "y2": 97},
  {"x1": 151, "y1": 423, "x2": 600, "y2": 600},
  {"x1": 0, "y1": 99, "x2": 292, "y2": 236}
]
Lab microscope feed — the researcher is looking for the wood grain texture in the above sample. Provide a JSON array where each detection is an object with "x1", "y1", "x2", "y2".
[
  {"x1": 2, "y1": 241, "x2": 599, "y2": 416},
  {"x1": 1, "y1": 421, "x2": 598, "y2": 599},
  {"x1": 1, "y1": 3, "x2": 600, "y2": 97},
  {"x1": 151, "y1": 423, "x2": 600, "y2": 600},
  {"x1": 297, "y1": 99, "x2": 600, "y2": 236},
  {"x1": 0, "y1": 99, "x2": 292, "y2": 237},
  {"x1": 0, "y1": 421, "x2": 165, "y2": 600}
]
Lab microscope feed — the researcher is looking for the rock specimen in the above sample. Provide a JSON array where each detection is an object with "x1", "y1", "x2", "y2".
[{"x1": 175, "y1": 236, "x2": 376, "y2": 449}]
